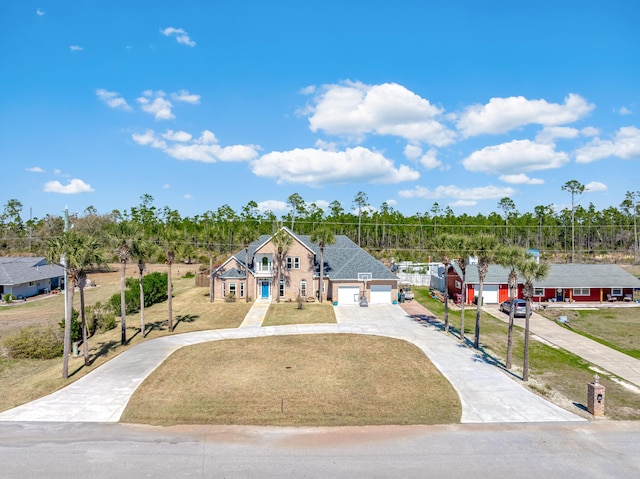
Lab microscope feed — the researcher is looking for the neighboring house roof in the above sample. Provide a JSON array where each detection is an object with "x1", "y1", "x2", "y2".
[
  {"x1": 225, "y1": 227, "x2": 397, "y2": 281},
  {"x1": 0, "y1": 257, "x2": 65, "y2": 286},
  {"x1": 454, "y1": 262, "x2": 640, "y2": 289}
]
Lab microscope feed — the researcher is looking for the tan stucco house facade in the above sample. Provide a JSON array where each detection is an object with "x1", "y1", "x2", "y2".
[{"x1": 212, "y1": 227, "x2": 399, "y2": 305}]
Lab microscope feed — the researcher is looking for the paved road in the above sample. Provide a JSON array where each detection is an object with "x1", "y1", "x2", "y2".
[
  {"x1": 1, "y1": 421, "x2": 639, "y2": 478},
  {"x1": 484, "y1": 303, "x2": 640, "y2": 388},
  {"x1": 0, "y1": 302, "x2": 583, "y2": 424}
]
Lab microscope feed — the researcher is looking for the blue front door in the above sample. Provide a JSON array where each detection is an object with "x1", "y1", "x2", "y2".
[{"x1": 261, "y1": 281, "x2": 269, "y2": 298}]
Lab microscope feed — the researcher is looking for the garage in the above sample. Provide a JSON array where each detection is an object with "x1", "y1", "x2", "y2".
[
  {"x1": 481, "y1": 284, "x2": 499, "y2": 304},
  {"x1": 369, "y1": 284, "x2": 392, "y2": 304},
  {"x1": 337, "y1": 286, "x2": 360, "y2": 305}
]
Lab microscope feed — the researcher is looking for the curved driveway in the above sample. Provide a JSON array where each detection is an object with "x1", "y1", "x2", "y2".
[{"x1": 0, "y1": 303, "x2": 584, "y2": 424}]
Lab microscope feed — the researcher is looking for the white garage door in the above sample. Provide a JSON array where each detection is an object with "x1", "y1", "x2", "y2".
[
  {"x1": 338, "y1": 286, "x2": 360, "y2": 305},
  {"x1": 482, "y1": 284, "x2": 499, "y2": 304},
  {"x1": 370, "y1": 285, "x2": 391, "y2": 304}
]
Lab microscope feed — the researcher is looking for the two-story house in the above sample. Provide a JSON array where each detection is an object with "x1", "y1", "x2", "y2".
[{"x1": 212, "y1": 227, "x2": 399, "y2": 304}]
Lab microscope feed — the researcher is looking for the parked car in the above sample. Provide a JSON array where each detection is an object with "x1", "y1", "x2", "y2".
[
  {"x1": 399, "y1": 284, "x2": 414, "y2": 301},
  {"x1": 499, "y1": 299, "x2": 527, "y2": 317}
]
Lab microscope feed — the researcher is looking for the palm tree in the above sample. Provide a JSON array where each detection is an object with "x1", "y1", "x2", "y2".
[
  {"x1": 46, "y1": 230, "x2": 104, "y2": 375},
  {"x1": 431, "y1": 234, "x2": 454, "y2": 333},
  {"x1": 130, "y1": 234, "x2": 156, "y2": 337},
  {"x1": 157, "y1": 227, "x2": 182, "y2": 332},
  {"x1": 109, "y1": 221, "x2": 137, "y2": 346},
  {"x1": 450, "y1": 235, "x2": 470, "y2": 342},
  {"x1": 469, "y1": 234, "x2": 500, "y2": 349},
  {"x1": 496, "y1": 246, "x2": 529, "y2": 369},
  {"x1": 517, "y1": 259, "x2": 550, "y2": 381},
  {"x1": 239, "y1": 224, "x2": 259, "y2": 303},
  {"x1": 310, "y1": 226, "x2": 335, "y2": 303},
  {"x1": 271, "y1": 227, "x2": 292, "y2": 303}
]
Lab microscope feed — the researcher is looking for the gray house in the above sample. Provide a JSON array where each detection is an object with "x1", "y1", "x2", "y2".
[{"x1": 0, "y1": 257, "x2": 65, "y2": 300}]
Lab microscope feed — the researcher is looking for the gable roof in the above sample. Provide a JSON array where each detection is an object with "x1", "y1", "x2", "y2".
[
  {"x1": 0, "y1": 257, "x2": 65, "y2": 286},
  {"x1": 456, "y1": 263, "x2": 640, "y2": 289},
  {"x1": 228, "y1": 228, "x2": 397, "y2": 281}
]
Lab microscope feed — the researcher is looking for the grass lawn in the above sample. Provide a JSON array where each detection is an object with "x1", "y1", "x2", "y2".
[
  {"x1": 0, "y1": 264, "x2": 251, "y2": 412},
  {"x1": 262, "y1": 301, "x2": 337, "y2": 326},
  {"x1": 121, "y1": 334, "x2": 462, "y2": 427},
  {"x1": 540, "y1": 307, "x2": 640, "y2": 359},
  {"x1": 412, "y1": 287, "x2": 640, "y2": 420}
]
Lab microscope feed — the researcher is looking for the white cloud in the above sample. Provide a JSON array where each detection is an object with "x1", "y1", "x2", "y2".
[
  {"x1": 398, "y1": 185, "x2": 516, "y2": 204},
  {"x1": 575, "y1": 126, "x2": 640, "y2": 163},
  {"x1": 133, "y1": 129, "x2": 259, "y2": 163},
  {"x1": 535, "y1": 126, "x2": 580, "y2": 144},
  {"x1": 403, "y1": 144, "x2": 422, "y2": 160},
  {"x1": 171, "y1": 89, "x2": 200, "y2": 104},
  {"x1": 312, "y1": 199, "x2": 330, "y2": 210},
  {"x1": 403, "y1": 144, "x2": 442, "y2": 169},
  {"x1": 251, "y1": 146, "x2": 419, "y2": 186},
  {"x1": 162, "y1": 184, "x2": 170, "y2": 189},
  {"x1": 306, "y1": 81, "x2": 455, "y2": 146},
  {"x1": 456, "y1": 93, "x2": 594, "y2": 137},
  {"x1": 69, "y1": 45, "x2": 83, "y2": 51},
  {"x1": 462, "y1": 139, "x2": 569, "y2": 174},
  {"x1": 385, "y1": 199, "x2": 398, "y2": 206},
  {"x1": 36, "y1": 8, "x2": 45, "y2": 16},
  {"x1": 300, "y1": 85, "x2": 316, "y2": 95},
  {"x1": 257, "y1": 200, "x2": 288, "y2": 213},
  {"x1": 184, "y1": 194, "x2": 193, "y2": 200},
  {"x1": 26, "y1": 166, "x2": 45, "y2": 173},
  {"x1": 160, "y1": 27, "x2": 196, "y2": 47},
  {"x1": 43, "y1": 179, "x2": 94, "y2": 194},
  {"x1": 162, "y1": 130, "x2": 193, "y2": 142},
  {"x1": 96, "y1": 89, "x2": 132, "y2": 111},
  {"x1": 619, "y1": 107, "x2": 632, "y2": 115},
  {"x1": 499, "y1": 174, "x2": 544, "y2": 185},
  {"x1": 581, "y1": 126, "x2": 600, "y2": 137},
  {"x1": 137, "y1": 90, "x2": 174, "y2": 120},
  {"x1": 585, "y1": 181, "x2": 608, "y2": 192}
]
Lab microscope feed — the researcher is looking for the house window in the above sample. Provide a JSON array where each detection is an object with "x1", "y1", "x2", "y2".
[
  {"x1": 240, "y1": 282, "x2": 245, "y2": 298},
  {"x1": 229, "y1": 283, "x2": 237, "y2": 297},
  {"x1": 29, "y1": 281, "x2": 35, "y2": 286},
  {"x1": 279, "y1": 280, "x2": 285, "y2": 297},
  {"x1": 573, "y1": 288, "x2": 590, "y2": 296},
  {"x1": 222, "y1": 283, "x2": 226, "y2": 297},
  {"x1": 534, "y1": 288, "x2": 544, "y2": 297},
  {"x1": 300, "y1": 280, "x2": 307, "y2": 296},
  {"x1": 455, "y1": 280, "x2": 461, "y2": 289},
  {"x1": 286, "y1": 256, "x2": 300, "y2": 269},
  {"x1": 612, "y1": 288, "x2": 622, "y2": 296},
  {"x1": 262, "y1": 257, "x2": 269, "y2": 271}
]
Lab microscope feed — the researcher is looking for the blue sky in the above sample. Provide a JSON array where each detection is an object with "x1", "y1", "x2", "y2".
[{"x1": 1, "y1": 0, "x2": 639, "y2": 221}]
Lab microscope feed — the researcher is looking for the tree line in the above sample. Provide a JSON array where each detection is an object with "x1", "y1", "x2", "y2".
[{"x1": 2, "y1": 183, "x2": 639, "y2": 264}]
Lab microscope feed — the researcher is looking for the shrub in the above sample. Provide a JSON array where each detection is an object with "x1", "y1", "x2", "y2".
[
  {"x1": 108, "y1": 272, "x2": 168, "y2": 315},
  {"x1": 2, "y1": 293, "x2": 16, "y2": 303},
  {"x1": 225, "y1": 292, "x2": 236, "y2": 303},
  {"x1": 86, "y1": 303, "x2": 117, "y2": 334},
  {"x1": 3, "y1": 326, "x2": 63, "y2": 359},
  {"x1": 59, "y1": 309, "x2": 82, "y2": 342},
  {"x1": 182, "y1": 271, "x2": 195, "y2": 279}
]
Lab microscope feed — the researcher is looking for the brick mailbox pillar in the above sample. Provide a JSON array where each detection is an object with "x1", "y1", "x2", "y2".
[{"x1": 587, "y1": 375, "x2": 605, "y2": 417}]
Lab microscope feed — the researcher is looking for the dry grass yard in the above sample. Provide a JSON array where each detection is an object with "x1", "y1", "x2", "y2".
[
  {"x1": 262, "y1": 301, "x2": 337, "y2": 326},
  {"x1": 121, "y1": 334, "x2": 462, "y2": 427}
]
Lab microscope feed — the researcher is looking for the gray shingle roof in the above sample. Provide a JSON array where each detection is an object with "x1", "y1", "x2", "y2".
[
  {"x1": 457, "y1": 262, "x2": 640, "y2": 289},
  {"x1": 0, "y1": 257, "x2": 65, "y2": 286},
  {"x1": 231, "y1": 228, "x2": 397, "y2": 281}
]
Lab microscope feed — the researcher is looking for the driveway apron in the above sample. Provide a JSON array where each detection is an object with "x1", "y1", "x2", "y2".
[{"x1": 0, "y1": 304, "x2": 584, "y2": 424}]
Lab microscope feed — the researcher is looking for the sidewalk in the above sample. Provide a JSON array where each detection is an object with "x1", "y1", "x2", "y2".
[
  {"x1": 483, "y1": 304, "x2": 640, "y2": 388},
  {"x1": 0, "y1": 302, "x2": 584, "y2": 424}
]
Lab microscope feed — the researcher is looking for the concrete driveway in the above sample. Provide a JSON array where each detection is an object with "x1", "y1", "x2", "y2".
[{"x1": 0, "y1": 302, "x2": 584, "y2": 424}]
